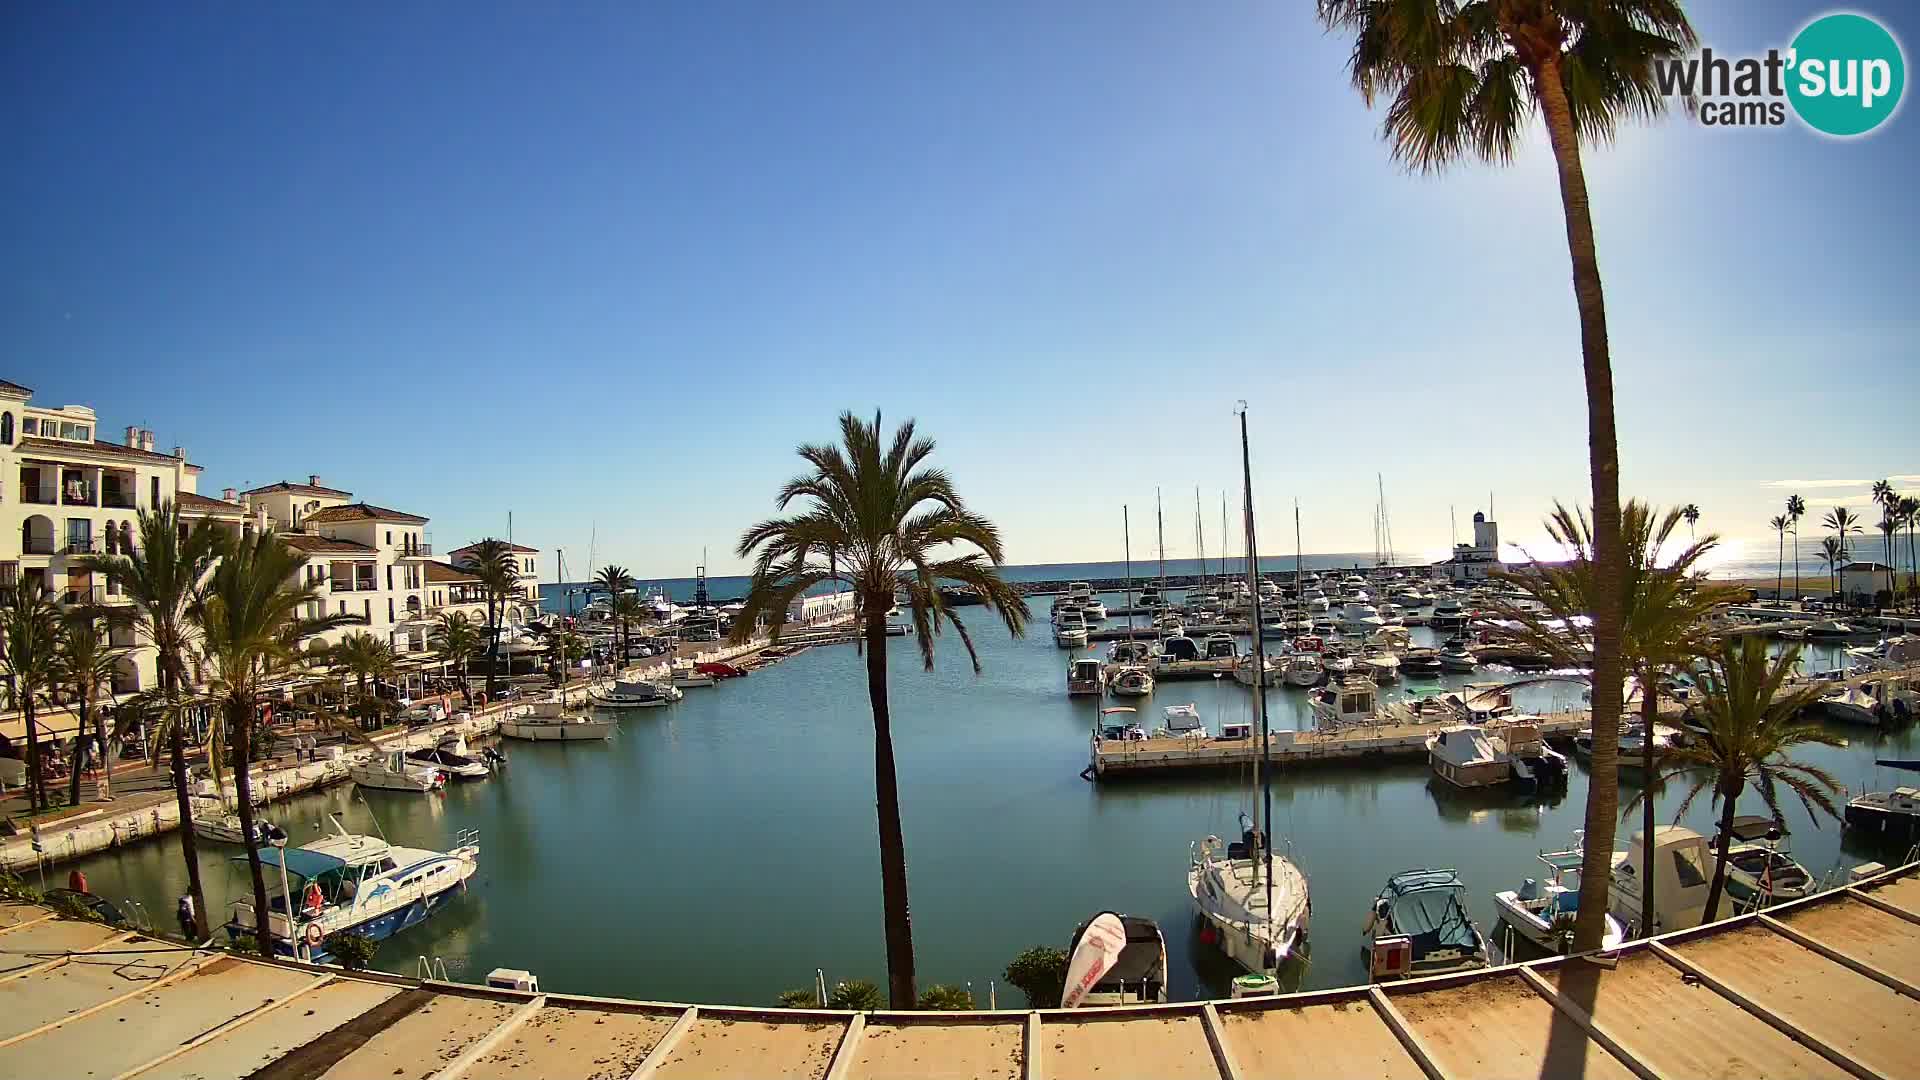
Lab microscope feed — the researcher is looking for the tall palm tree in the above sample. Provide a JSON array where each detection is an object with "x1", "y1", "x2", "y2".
[
  {"x1": 1681, "y1": 504, "x2": 1700, "y2": 540},
  {"x1": 1316, "y1": 0, "x2": 1695, "y2": 951},
  {"x1": 80, "y1": 502, "x2": 225, "y2": 938},
  {"x1": 431, "y1": 612, "x2": 482, "y2": 706},
  {"x1": 1901, "y1": 495, "x2": 1920, "y2": 598},
  {"x1": 1490, "y1": 502, "x2": 1740, "y2": 938},
  {"x1": 462, "y1": 539, "x2": 521, "y2": 697},
  {"x1": 611, "y1": 592, "x2": 646, "y2": 669},
  {"x1": 1823, "y1": 507, "x2": 1862, "y2": 601},
  {"x1": 594, "y1": 564, "x2": 634, "y2": 664},
  {"x1": 1768, "y1": 514, "x2": 1790, "y2": 602},
  {"x1": 192, "y1": 532, "x2": 355, "y2": 955},
  {"x1": 1786, "y1": 494, "x2": 1807, "y2": 600},
  {"x1": 1817, "y1": 536, "x2": 1846, "y2": 598},
  {"x1": 1631, "y1": 637, "x2": 1840, "y2": 922},
  {"x1": 0, "y1": 580, "x2": 61, "y2": 811},
  {"x1": 1876, "y1": 509, "x2": 1901, "y2": 609},
  {"x1": 731, "y1": 412, "x2": 1029, "y2": 1007},
  {"x1": 53, "y1": 608, "x2": 122, "y2": 806},
  {"x1": 330, "y1": 631, "x2": 397, "y2": 730}
]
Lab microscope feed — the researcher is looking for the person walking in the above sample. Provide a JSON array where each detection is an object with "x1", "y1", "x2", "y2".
[{"x1": 176, "y1": 893, "x2": 197, "y2": 941}]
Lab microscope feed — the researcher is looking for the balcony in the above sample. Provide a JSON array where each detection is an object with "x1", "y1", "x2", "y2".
[
  {"x1": 395, "y1": 540, "x2": 433, "y2": 557},
  {"x1": 63, "y1": 538, "x2": 100, "y2": 556},
  {"x1": 21, "y1": 537, "x2": 56, "y2": 556},
  {"x1": 20, "y1": 489, "x2": 56, "y2": 505},
  {"x1": 331, "y1": 581, "x2": 354, "y2": 593},
  {"x1": 60, "y1": 583, "x2": 106, "y2": 606},
  {"x1": 61, "y1": 485, "x2": 98, "y2": 507},
  {"x1": 102, "y1": 490, "x2": 136, "y2": 509}
]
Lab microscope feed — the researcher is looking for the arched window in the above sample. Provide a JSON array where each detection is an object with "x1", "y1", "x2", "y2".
[
  {"x1": 0, "y1": 412, "x2": 12, "y2": 444},
  {"x1": 119, "y1": 521, "x2": 133, "y2": 552},
  {"x1": 105, "y1": 522, "x2": 118, "y2": 554}
]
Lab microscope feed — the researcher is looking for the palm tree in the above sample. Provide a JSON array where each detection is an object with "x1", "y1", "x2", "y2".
[
  {"x1": 1824, "y1": 507, "x2": 1862, "y2": 601},
  {"x1": 1901, "y1": 495, "x2": 1920, "y2": 599},
  {"x1": 1681, "y1": 504, "x2": 1700, "y2": 540},
  {"x1": 53, "y1": 608, "x2": 122, "y2": 806},
  {"x1": 0, "y1": 580, "x2": 61, "y2": 811},
  {"x1": 192, "y1": 532, "x2": 354, "y2": 955},
  {"x1": 611, "y1": 592, "x2": 646, "y2": 669},
  {"x1": 1876, "y1": 509, "x2": 1901, "y2": 609},
  {"x1": 330, "y1": 631, "x2": 397, "y2": 730},
  {"x1": 462, "y1": 539, "x2": 521, "y2": 698},
  {"x1": 1316, "y1": 0, "x2": 1695, "y2": 952},
  {"x1": 1769, "y1": 514, "x2": 1790, "y2": 602},
  {"x1": 731, "y1": 411, "x2": 1029, "y2": 1007},
  {"x1": 1490, "y1": 502, "x2": 1740, "y2": 939},
  {"x1": 1631, "y1": 637, "x2": 1841, "y2": 922},
  {"x1": 1786, "y1": 494, "x2": 1807, "y2": 600},
  {"x1": 80, "y1": 502, "x2": 225, "y2": 938},
  {"x1": 1817, "y1": 536, "x2": 1846, "y2": 598},
  {"x1": 594, "y1": 564, "x2": 634, "y2": 664},
  {"x1": 431, "y1": 612, "x2": 482, "y2": 706}
]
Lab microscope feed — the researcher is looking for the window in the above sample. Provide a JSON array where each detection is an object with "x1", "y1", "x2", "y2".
[
  {"x1": 151, "y1": 476, "x2": 159, "y2": 507},
  {"x1": 387, "y1": 598, "x2": 394, "y2": 623},
  {"x1": 0, "y1": 413, "x2": 10, "y2": 444},
  {"x1": 338, "y1": 600, "x2": 346, "y2": 616},
  {"x1": 362, "y1": 599, "x2": 371, "y2": 622},
  {"x1": 385, "y1": 530, "x2": 392, "y2": 544},
  {"x1": 20, "y1": 417, "x2": 35, "y2": 435},
  {"x1": 386, "y1": 566, "x2": 392, "y2": 590}
]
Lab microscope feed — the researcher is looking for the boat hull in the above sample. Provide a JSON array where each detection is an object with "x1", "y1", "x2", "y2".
[{"x1": 499, "y1": 720, "x2": 616, "y2": 741}]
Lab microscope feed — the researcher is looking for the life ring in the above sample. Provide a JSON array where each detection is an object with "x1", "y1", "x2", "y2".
[{"x1": 305, "y1": 922, "x2": 325, "y2": 948}]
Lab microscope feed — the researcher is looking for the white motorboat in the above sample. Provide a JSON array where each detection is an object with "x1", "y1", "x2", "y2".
[
  {"x1": 351, "y1": 750, "x2": 446, "y2": 793},
  {"x1": 1438, "y1": 644, "x2": 1479, "y2": 672},
  {"x1": 1363, "y1": 652, "x2": 1401, "y2": 683},
  {"x1": 1607, "y1": 826, "x2": 1714, "y2": 935},
  {"x1": 226, "y1": 815, "x2": 479, "y2": 963},
  {"x1": 1190, "y1": 819, "x2": 1310, "y2": 973},
  {"x1": 1232, "y1": 653, "x2": 1282, "y2": 687},
  {"x1": 1428, "y1": 721, "x2": 1568, "y2": 792},
  {"x1": 190, "y1": 796, "x2": 287, "y2": 846},
  {"x1": 1364, "y1": 869, "x2": 1490, "y2": 981},
  {"x1": 1067, "y1": 657, "x2": 1106, "y2": 697},
  {"x1": 1311, "y1": 676, "x2": 1379, "y2": 730},
  {"x1": 590, "y1": 678, "x2": 684, "y2": 708},
  {"x1": 1574, "y1": 721, "x2": 1678, "y2": 768},
  {"x1": 1493, "y1": 848, "x2": 1625, "y2": 954},
  {"x1": 1810, "y1": 684, "x2": 1880, "y2": 726},
  {"x1": 1282, "y1": 652, "x2": 1324, "y2": 688},
  {"x1": 1847, "y1": 635, "x2": 1919, "y2": 672},
  {"x1": 1805, "y1": 619, "x2": 1860, "y2": 639},
  {"x1": 1080, "y1": 598, "x2": 1108, "y2": 621},
  {"x1": 1107, "y1": 639, "x2": 1152, "y2": 665},
  {"x1": 1110, "y1": 665, "x2": 1155, "y2": 697},
  {"x1": 498, "y1": 697, "x2": 617, "y2": 742},
  {"x1": 670, "y1": 660, "x2": 715, "y2": 688},
  {"x1": 1720, "y1": 816, "x2": 1815, "y2": 910},
  {"x1": 1062, "y1": 912, "x2": 1169, "y2": 1008},
  {"x1": 406, "y1": 744, "x2": 492, "y2": 780},
  {"x1": 1338, "y1": 602, "x2": 1386, "y2": 634},
  {"x1": 1054, "y1": 610, "x2": 1090, "y2": 648}
]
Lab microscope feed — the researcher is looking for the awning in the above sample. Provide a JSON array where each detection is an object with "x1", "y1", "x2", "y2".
[{"x1": 238, "y1": 846, "x2": 346, "y2": 879}]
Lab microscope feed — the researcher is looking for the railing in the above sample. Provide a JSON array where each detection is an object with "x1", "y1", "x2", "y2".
[
  {"x1": 63, "y1": 538, "x2": 100, "y2": 555},
  {"x1": 21, "y1": 538, "x2": 55, "y2": 555},
  {"x1": 331, "y1": 581, "x2": 354, "y2": 593},
  {"x1": 61, "y1": 486, "x2": 97, "y2": 506},
  {"x1": 20, "y1": 490, "x2": 56, "y2": 505},
  {"x1": 396, "y1": 541, "x2": 433, "y2": 557},
  {"x1": 358, "y1": 580, "x2": 378, "y2": 591},
  {"x1": 60, "y1": 583, "x2": 106, "y2": 606},
  {"x1": 101, "y1": 491, "x2": 136, "y2": 509}
]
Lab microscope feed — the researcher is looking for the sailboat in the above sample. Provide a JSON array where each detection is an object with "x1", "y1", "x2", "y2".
[
  {"x1": 1110, "y1": 506, "x2": 1154, "y2": 698},
  {"x1": 1188, "y1": 404, "x2": 1311, "y2": 976}
]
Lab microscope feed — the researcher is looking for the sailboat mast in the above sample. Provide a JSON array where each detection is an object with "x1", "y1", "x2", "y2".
[
  {"x1": 1236, "y1": 404, "x2": 1274, "y2": 918},
  {"x1": 1295, "y1": 501, "x2": 1303, "y2": 594},
  {"x1": 1124, "y1": 507, "x2": 1135, "y2": 642},
  {"x1": 1156, "y1": 489, "x2": 1167, "y2": 595},
  {"x1": 1222, "y1": 493, "x2": 1231, "y2": 588},
  {"x1": 1194, "y1": 487, "x2": 1205, "y2": 595}
]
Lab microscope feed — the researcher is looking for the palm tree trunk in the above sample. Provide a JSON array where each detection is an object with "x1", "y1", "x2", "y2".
[
  {"x1": 485, "y1": 600, "x2": 502, "y2": 698},
  {"x1": 1701, "y1": 779, "x2": 1741, "y2": 924},
  {"x1": 862, "y1": 589, "x2": 916, "y2": 1008},
  {"x1": 1535, "y1": 51, "x2": 1628, "y2": 954},
  {"x1": 163, "y1": 654, "x2": 210, "y2": 942},
  {"x1": 229, "y1": 697, "x2": 275, "y2": 956},
  {"x1": 94, "y1": 701, "x2": 112, "y2": 801},
  {"x1": 1639, "y1": 680, "x2": 1659, "y2": 936},
  {"x1": 68, "y1": 698, "x2": 87, "y2": 808},
  {"x1": 23, "y1": 698, "x2": 44, "y2": 812},
  {"x1": 1775, "y1": 532, "x2": 1783, "y2": 601},
  {"x1": 1792, "y1": 528, "x2": 1800, "y2": 599}
]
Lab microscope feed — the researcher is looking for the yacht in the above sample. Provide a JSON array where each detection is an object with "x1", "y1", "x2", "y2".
[
  {"x1": 1847, "y1": 635, "x2": 1919, "y2": 672},
  {"x1": 1492, "y1": 848, "x2": 1626, "y2": 954},
  {"x1": 1080, "y1": 598, "x2": 1108, "y2": 621},
  {"x1": 1282, "y1": 651, "x2": 1324, "y2": 688},
  {"x1": 1806, "y1": 619, "x2": 1861, "y2": 639},
  {"x1": 1202, "y1": 633, "x2": 1239, "y2": 661},
  {"x1": 1338, "y1": 602, "x2": 1386, "y2": 634},
  {"x1": 1574, "y1": 721, "x2": 1678, "y2": 767},
  {"x1": 1607, "y1": 826, "x2": 1714, "y2": 935},
  {"x1": 1400, "y1": 649, "x2": 1443, "y2": 678},
  {"x1": 1189, "y1": 817, "x2": 1311, "y2": 974},
  {"x1": 1137, "y1": 585, "x2": 1166, "y2": 609},
  {"x1": 1429, "y1": 599, "x2": 1468, "y2": 631},
  {"x1": 590, "y1": 678, "x2": 684, "y2": 708},
  {"x1": 499, "y1": 697, "x2": 617, "y2": 741},
  {"x1": 226, "y1": 815, "x2": 479, "y2": 963},
  {"x1": 350, "y1": 750, "x2": 446, "y2": 793},
  {"x1": 1363, "y1": 651, "x2": 1401, "y2": 683},
  {"x1": 1110, "y1": 664, "x2": 1155, "y2": 697},
  {"x1": 1061, "y1": 912, "x2": 1169, "y2": 1008},
  {"x1": 1067, "y1": 657, "x2": 1106, "y2": 697},
  {"x1": 1721, "y1": 816, "x2": 1815, "y2": 909},
  {"x1": 190, "y1": 796, "x2": 287, "y2": 847},
  {"x1": 1153, "y1": 635, "x2": 1202, "y2": 668},
  {"x1": 1438, "y1": 642, "x2": 1479, "y2": 672},
  {"x1": 1810, "y1": 684, "x2": 1880, "y2": 726},
  {"x1": 1161, "y1": 703, "x2": 1206, "y2": 736},
  {"x1": 1310, "y1": 676, "x2": 1379, "y2": 730},
  {"x1": 1363, "y1": 870, "x2": 1491, "y2": 980},
  {"x1": 1107, "y1": 639, "x2": 1152, "y2": 665},
  {"x1": 1054, "y1": 610, "x2": 1091, "y2": 648},
  {"x1": 405, "y1": 743, "x2": 492, "y2": 780},
  {"x1": 1427, "y1": 721, "x2": 1568, "y2": 791},
  {"x1": 1845, "y1": 786, "x2": 1920, "y2": 844}
]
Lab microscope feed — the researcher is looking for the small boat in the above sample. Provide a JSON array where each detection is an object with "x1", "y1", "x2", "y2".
[
  {"x1": 1202, "y1": 633, "x2": 1239, "y2": 661},
  {"x1": 1098, "y1": 706, "x2": 1147, "y2": 742},
  {"x1": 1363, "y1": 652, "x2": 1401, "y2": 683},
  {"x1": 1067, "y1": 657, "x2": 1106, "y2": 697},
  {"x1": 405, "y1": 745, "x2": 491, "y2": 780},
  {"x1": 499, "y1": 697, "x2": 617, "y2": 742},
  {"x1": 1493, "y1": 848, "x2": 1626, "y2": 954},
  {"x1": 1844, "y1": 786, "x2": 1920, "y2": 844},
  {"x1": 1062, "y1": 912, "x2": 1169, "y2": 1007},
  {"x1": 1721, "y1": 816, "x2": 1815, "y2": 909},
  {"x1": 225, "y1": 815, "x2": 480, "y2": 963},
  {"x1": 1080, "y1": 598, "x2": 1108, "y2": 621},
  {"x1": 1806, "y1": 619, "x2": 1860, "y2": 639},
  {"x1": 1110, "y1": 665, "x2": 1155, "y2": 697},
  {"x1": 1189, "y1": 817, "x2": 1311, "y2": 973},
  {"x1": 1338, "y1": 602, "x2": 1386, "y2": 634},
  {"x1": 1054, "y1": 611, "x2": 1091, "y2": 648},
  {"x1": 670, "y1": 660, "x2": 715, "y2": 688},
  {"x1": 351, "y1": 750, "x2": 446, "y2": 793},
  {"x1": 1364, "y1": 869, "x2": 1491, "y2": 981},
  {"x1": 1810, "y1": 684, "x2": 1879, "y2": 726},
  {"x1": 1107, "y1": 639, "x2": 1152, "y2": 665},
  {"x1": 1401, "y1": 649, "x2": 1443, "y2": 678},
  {"x1": 694, "y1": 662, "x2": 748, "y2": 679},
  {"x1": 1438, "y1": 644, "x2": 1479, "y2": 672},
  {"x1": 590, "y1": 678, "x2": 684, "y2": 708},
  {"x1": 1161, "y1": 702, "x2": 1207, "y2": 736},
  {"x1": 190, "y1": 796, "x2": 288, "y2": 846},
  {"x1": 1231, "y1": 653, "x2": 1281, "y2": 687},
  {"x1": 1282, "y1": 652, "x2": 1324, "y2": 688},
  {"x1": 1574, "y1": 722, "x2": 1677, "y2": 767}
]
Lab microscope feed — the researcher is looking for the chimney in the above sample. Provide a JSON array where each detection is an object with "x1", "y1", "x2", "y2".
[
  {"x1": 309, "y1": 474, "x2": 322, "y2": 488},
  {"x1": 172, "y1": 446, "x2": 184, "y2": 460},
  {"x1": 125, "y1": 425, "x2": 140, "y2": 448},
  {"x1": 140, "y1": 431, "x2": 154, "y2": 452},
  {"x1": 222, "y1": 488, "x2": 238, "y2": 503}
]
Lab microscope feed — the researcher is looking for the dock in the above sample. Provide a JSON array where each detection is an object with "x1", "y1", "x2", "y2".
[
  {"x1": 1, "y1": 860, "x2": 1916, "y2": 1079},
  {"x1": 1089, "y1": 713, "x2": 1592, "y2": 779}
]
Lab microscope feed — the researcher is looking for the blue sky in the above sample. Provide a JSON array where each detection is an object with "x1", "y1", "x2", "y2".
[{"x1": 4, "y1": 1, "x2": 1915, "y2": 578}]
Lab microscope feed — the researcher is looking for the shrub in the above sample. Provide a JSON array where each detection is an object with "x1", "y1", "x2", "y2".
[
  {"x1": 917, "y1": 984, "x2": 975, "y2": 1010},
  {"x1": 825, "y1": 979, "x2": 883, "y2": 1011},
  {"x1": 324, "y1": 930, "x2": 379, "y2": 971},
  {"x1": 1004, "y1": 946, "x2": 1068, "y2": 1009},
  {"x1": 776, "y1": 988, "x2": 820, "y2": 1008}
]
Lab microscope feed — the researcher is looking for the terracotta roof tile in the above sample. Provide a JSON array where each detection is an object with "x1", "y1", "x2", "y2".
[
  {"x1": 15, "y1": 436, "x2": 196, "y2": 467},
  {"x1": 279, "y1": 534, "x2": 378, "y2": 555},
  {"x1": 425, "y1": 561, "x2": 481, "y2": 584},
  {"x1": 301, "y1": 502, "x2": 429, "y2": 525},
  {"x1": 449, "y1": 540, "x2": 538, "y2": 554},
  {"x1": 0, "y1": 379, "x2": 31, "y2": 395},
  {"x1": 177, "y1": 491, "x2": 246, "y2": 517},
  {"x1": 241, "y1": 480, "x2": 355, "y2": 498}
]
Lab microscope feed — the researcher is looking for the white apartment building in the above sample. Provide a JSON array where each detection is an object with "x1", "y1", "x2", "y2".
[
  {"x1": 424, "y1": 561, "x2": 491, "y2": 624},
  {"x1": 2, "y1": 381, "x2": 206, "y2": 735},
  {"x1": 447, "y1": 541, "x2": 542, "y2": 614},
  {"x1": 240, "y1": 479, "x2": 436, "y2": 655}
]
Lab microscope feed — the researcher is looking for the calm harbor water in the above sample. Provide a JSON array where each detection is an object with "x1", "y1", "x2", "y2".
[{"x1": 65, "y1": 591, "x2": 1916, "y2": 1006}]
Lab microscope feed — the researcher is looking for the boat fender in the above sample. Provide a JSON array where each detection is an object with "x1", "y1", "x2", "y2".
[{"x1": 305, "y1": 922, "x2": 325, "y2": 948}]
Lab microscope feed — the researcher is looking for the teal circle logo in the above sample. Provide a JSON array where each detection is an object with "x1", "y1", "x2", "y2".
[{"x1": 1787, "y1": 13, "x2": 1905, "y2": 136}]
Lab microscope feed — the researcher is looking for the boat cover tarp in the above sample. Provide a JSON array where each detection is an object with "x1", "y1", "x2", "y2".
[{"x1": 236, "y1": 846, "x2": 346, "y2": 879}]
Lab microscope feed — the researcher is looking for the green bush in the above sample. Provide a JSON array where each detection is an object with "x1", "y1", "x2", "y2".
[
  {"x1": 825, "y1": 979, "x2": 883, "y2": 1011},
  {"x1": 916, "y1": 984, "x2": 975, "y2": 1010},
  {"x1": 776, "y1": 988, "x2": 820, "y2": 1008},
  {"x1": 325, "y1": 930, "x2": 379, "y2": 971},
  {"x1": 1004, "y1": 946, "x2": 1068, "y2": 1009}
]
